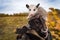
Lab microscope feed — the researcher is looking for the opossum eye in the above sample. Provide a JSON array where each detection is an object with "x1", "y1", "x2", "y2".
[
  {"x1": 29, "y1": 9, "x2": 31, "y2": 11},
  {"x1": 33, "y1": 9, "x2": 36, "y2": 11}
]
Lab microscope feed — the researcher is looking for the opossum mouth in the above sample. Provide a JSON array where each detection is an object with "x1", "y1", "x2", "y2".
[
  {"x1": 27, "y1": 15, "x2": 34, "y2": 19},
  {"x1": 27, "y1": 13, "x2": 38, "y2": 19}
]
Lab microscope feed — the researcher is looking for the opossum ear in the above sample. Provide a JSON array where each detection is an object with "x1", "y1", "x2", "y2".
[
  {"x1": 36, "y1": 3, "x2": 40, "y2": 8},
  {"x1": 26, "y1": 4, "x2": 29, "y2": 8}
]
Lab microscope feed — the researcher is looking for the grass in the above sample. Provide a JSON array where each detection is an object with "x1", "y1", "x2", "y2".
[
  {"x1": 0, "y1": 16, "x2": 28, "y2": 40},
  {"x1": 0, "y1": 15, "x2": 60, "y2": 40}
]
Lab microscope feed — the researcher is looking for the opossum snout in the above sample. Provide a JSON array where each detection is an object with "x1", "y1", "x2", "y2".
[{"x1": 27, "y1": 14, "x2": 34, "y2": 19}]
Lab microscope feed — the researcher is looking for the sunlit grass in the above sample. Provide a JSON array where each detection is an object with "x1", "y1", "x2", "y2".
[{"x1": 0, "y1": 16, "x2": 28, "y2": 40}]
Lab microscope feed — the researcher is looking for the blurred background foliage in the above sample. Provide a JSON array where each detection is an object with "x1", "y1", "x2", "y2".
[
  {"x1": 0, "y1": 8, "x2": 60, "y2": 40},
  {"x1": 47, "y1": 8, "x2": 60, "y2": 40}
]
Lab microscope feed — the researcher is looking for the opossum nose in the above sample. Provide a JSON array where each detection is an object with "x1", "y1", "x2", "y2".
[{"x1": 30, "y1": 14, "x2": 34, "y2": 16}]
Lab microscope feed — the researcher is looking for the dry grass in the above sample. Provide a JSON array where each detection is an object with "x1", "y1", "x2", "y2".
[{"x1": 0, "y1": 14, "x2": 60, "y2": 40}]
